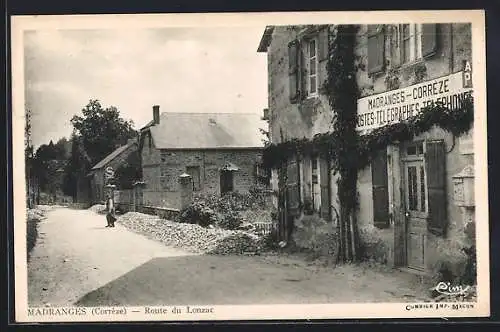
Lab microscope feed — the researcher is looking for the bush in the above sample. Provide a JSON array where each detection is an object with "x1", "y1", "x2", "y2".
[
  {"x1": 178, "y1": 200, "x2": 218, "y2": 227},
  {"x1": 358, "y1": 224, "x2": 392, "y2": 264},
  {"x1": 179, "y1": 192, "x2": 275, "y2": 230},
  {"x1": 428, "y1": 238, "x2": 472, "y2": 285},
  {"x1": 217, "y1": 210, "x2": 244, "y2": 230},
  {"x1": 291, "y1": 213, "x2": 337, "y2": 259}
]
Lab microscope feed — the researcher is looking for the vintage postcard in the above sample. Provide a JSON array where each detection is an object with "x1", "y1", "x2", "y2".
[{"x1": 11, "y1": 10, "x2": 489, "y2": 322}]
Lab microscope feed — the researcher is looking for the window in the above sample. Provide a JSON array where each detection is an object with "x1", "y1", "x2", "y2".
[
  {"x1": 287, "y1": 28, "x2": 328, "y2": 103},
  {"x1": 401, "y1": 24, "x2": 423, "y2": 64},
  {"x1": 307, "y1": 38, "x2": 318, "y2": 95},
  {"x1": 367, "y1": 25, "x2": 385, "y2": 74},
  {"x1": 400, "y1": 24, "x2": 438, "y2": 65},
  {"x1": 186, "y1": 166, "x2": 201, "y2": 191}
]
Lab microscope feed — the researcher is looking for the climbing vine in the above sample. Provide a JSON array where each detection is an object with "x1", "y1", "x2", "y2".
[{"x1": 262, "y1": 24, "x2": 474, "y2": 263}]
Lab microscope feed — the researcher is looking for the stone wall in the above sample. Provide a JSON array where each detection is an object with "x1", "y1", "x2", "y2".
[
  {"x1": 141, "y1": 146, "x2": 264, "y2": 208},
  {"x1": 266, "y1": 25, "x2": 341, "y2": 222},
  {"x1": 266, "y1": 24, "x2": 474, "y2": 273},
  {"x1": 267, "y1": 26, "x2": 334, "y2": 145}
]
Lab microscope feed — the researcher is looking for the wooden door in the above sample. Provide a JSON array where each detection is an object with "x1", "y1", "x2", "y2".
[
  {"x1": 277, "y1": 157, "x2": 301, "y2": 243},
  {"x1": 277, "y1": 165, "x2": 288, "y2": 242},
  {"x1": 403, "y1": 155, "x2": 428, "y2": 271}
]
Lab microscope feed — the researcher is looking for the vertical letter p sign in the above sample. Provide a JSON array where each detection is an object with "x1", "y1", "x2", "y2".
[{"x1": 463, "y1": 60, "x2": 472, "y2": 88}]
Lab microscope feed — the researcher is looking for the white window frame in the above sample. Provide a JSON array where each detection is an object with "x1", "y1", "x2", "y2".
[
  {"x1": 401, "y1": 24, "x2": 423, "y2": 64},
  {"x1": 306, "y1": 37, "x2": 319, "y2": 97}
]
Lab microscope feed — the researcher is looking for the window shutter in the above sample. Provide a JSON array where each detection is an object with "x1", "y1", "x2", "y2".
[
  {"x1": 299, "y1": 44, "x2": 307, "y2": 99},
  {"x1": 286, "y1": 156, "x2": 301, "y2": 217},
  {"x1": 318, "y1": 27, "x2": 329, "y2": 62},
  {"x1": 368, "y1": 25, "x2": 385, "y2": 75},
  {"x1": 425, "y1": 140, "x2": 447, "y2": 236},
  {"x1": 319, "y1": 157, "x2": 331, "y2": 220},
  {"x1": 391, "y1": 25, "x2": 401, "y2": 68},
  {"x1": 288, "y1": 40, "x2": 300, "y2": 103},
  {"x1": 371, "y1": 148, "x2": 390, "y2": 228},
  {"x1": 421, "y1": 24, "x2": 438, "y2": 58}
]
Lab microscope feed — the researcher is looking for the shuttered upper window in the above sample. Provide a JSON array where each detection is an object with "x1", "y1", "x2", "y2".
[
  {"x1": 368, "y1": 25, "x2": 385, "y2": 74},
  {"x1": 287, "y1": 28, "x2": 329, "y2": 102},
  {"x1": 307, "y1": 38, "x2": 319, "y2": 95},
  {"x1": 400, "y1": 24, "x2": 438, "y2": 64}
]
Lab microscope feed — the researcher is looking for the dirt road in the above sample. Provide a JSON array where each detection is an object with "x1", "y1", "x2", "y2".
[{"x1": 28, "y1": 207, "x2": 430, "y2": 307}]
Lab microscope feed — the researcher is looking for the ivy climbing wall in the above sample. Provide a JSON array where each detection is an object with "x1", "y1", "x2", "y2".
[{"x1": 353, "y1": 23, "x2": 475, "y2": 269}]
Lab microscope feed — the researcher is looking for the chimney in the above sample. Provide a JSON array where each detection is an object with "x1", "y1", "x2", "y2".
[{"x1": 153, "y1": 105, "x2": 160, "y2": 125}]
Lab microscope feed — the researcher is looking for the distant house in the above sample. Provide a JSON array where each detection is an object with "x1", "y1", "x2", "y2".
[
  {"x1": 139, "y1": 105, "x2": 269, "y2": 209},
  {"x1": 88, "y1": 138, "x2": 138, "y2": 204}
]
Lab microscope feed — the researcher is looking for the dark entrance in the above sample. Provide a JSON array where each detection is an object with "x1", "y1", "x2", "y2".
[{"x1": 220, "y1": 170, "x2": 234, "y2": 195}]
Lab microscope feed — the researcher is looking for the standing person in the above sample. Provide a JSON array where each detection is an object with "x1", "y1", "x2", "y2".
[{"x1": 105, "y1": 193, "x2": 116, "y2": 228}]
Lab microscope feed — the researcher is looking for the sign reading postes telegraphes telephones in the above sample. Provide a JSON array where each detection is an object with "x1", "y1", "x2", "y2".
[{"x1": 356, "y1": 64, "x2": 473, "y2": 133}]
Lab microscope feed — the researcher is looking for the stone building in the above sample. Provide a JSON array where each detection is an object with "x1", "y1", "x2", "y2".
[
  {"x1": 139, "y1": 106, "x2": 269, "y2": 209},
  {"x1": 88, "y1": 138, "x2": 138, "y2": 204},
  {"x1": 258, "y1": 23, "x2": 475, "y2": 274}
]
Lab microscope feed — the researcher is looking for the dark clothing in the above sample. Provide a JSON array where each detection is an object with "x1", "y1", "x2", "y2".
[
  {"x1": 105, "y1": 198, "x2": 116, "y2": 227},
  {"x1": 106, "y1": 213, "x2": 116, "y2": 227}
]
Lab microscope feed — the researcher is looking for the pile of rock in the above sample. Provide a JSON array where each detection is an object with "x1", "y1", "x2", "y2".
[
  {"x1": 88, "y1": 204, "x2": 107, "y2": 214},
  {"x1": 207, "y1": 232, "x2": 262, "y2": 256},
  {"x1": 117, "y1": 212, "x2": 265, "y2": 255},
  {"x1": 27, "y1": 208, "x2": 46, "y2": 221}
]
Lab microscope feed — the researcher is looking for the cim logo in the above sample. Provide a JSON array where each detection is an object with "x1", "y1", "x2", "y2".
[{"x1": 463, "y1": 60, "x2": 472, "y2": 88}]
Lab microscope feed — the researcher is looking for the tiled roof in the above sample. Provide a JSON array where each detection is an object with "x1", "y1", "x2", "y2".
[
  {"x1": 149, "y1": 112, "x2": 267, "y2": 149},
  {"x1": 91, "y1": 140, "x2": 137, "y2": 170}
]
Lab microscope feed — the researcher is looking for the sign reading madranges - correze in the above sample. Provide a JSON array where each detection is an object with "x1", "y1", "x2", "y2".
[{"x1": 356, "y1": 61, "x2": 473, "y2": 133}]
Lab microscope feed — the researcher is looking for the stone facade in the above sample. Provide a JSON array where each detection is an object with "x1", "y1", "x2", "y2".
[
  {"x1": 262, "y1": 23, "x2": 475, "y2": 274},
  {"x1": 353, "y1": 23, "x2": 474, "y2": 270},
  {"x1": 141, "y1": 130, "x2": 265, "y2": 209}
]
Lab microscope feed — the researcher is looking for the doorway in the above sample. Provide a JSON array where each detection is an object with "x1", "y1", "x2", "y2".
[
  {"x1": 402, "y1": 141, "x2": 428, "y2": 271},
  {"x1": 220, "y1": 170, "x2": 234, "y2": 195}
]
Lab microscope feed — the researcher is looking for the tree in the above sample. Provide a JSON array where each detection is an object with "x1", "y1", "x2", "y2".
[
  {"x1": 62, "y1": 133, "x2": 91, "y2": 199},
  {"x1": 114, "y1": 150, "x2": 142, "y2": 190},
  {"x1": 70, "y1": 99, "x2": 137, "y2": 166},
  {"x1": 25, "y1": 108, "x2": 34, "y2": 208}
]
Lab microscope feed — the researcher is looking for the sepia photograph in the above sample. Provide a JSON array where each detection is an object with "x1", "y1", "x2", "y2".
[{"x1": 11, "y1": 10, "x2": 489, "y2": 322}]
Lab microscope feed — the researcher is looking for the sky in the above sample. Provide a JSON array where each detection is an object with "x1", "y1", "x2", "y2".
[{"x1": 24, "y1": 26, "x2": 268, "y2": 148}]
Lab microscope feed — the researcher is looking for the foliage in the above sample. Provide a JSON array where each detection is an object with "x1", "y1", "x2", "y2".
[
  {"x1": 70, "y1": 99, "x2": 137, "y2": 166},
  {"x1": 262, "y1": 24, "x2": 474, "y2": 264},
  {"x1": 177, "y1": 199, "x2": 219, "y2": 227},
  {"x1": 32, "y1": 139, "x2": 69, "y2": 199},
  {"x1": 114, "y1": 149, "x2": 142, "y2": 190},
  {"x1": 428, "y1": 238, "x2": 472, "y2": 285},
  {"x1": 178, "y1": 191, "x2": 275, "y2": 230},
  {"x1": 217, "y1": 210, "x2": 244, "y2": 230},
  {"x1": 323, "y1": 25, "x2": 361, "y2": 262},
  {"x1": 358, "y1": 224, "x2": 392, "y2": 264},
  {"x1": 62, "y1": 134, "x2": 92, "y2": 199},
  {"x1": 291, "y1": 213, "x2": 337, "y2": 260}
]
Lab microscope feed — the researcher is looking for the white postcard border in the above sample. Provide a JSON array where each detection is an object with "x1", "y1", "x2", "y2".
[{"x1": 11, "y1": 10, "x2": 489, "y2": 322}]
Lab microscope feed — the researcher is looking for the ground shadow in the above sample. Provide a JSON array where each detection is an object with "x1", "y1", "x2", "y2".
[{"x1": 74, "y1": 254, "x2": 425, "y2": 307}]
